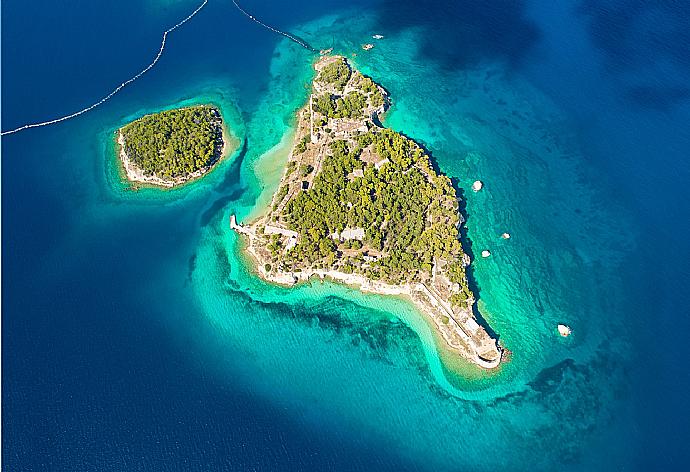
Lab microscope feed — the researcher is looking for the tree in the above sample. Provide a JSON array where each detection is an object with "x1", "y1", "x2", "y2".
[{"x1": 120, "y1": 105, "x2": 223, "y2": 180}]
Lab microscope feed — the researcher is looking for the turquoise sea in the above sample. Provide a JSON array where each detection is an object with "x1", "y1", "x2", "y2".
[{"x1": 3, "y1": 0, "x2": 689, "y2": 470}]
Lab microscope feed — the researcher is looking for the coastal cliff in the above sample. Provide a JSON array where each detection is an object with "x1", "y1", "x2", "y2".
[{"x1": 234, "y1": 56, "x2": 502, "y2": 369}]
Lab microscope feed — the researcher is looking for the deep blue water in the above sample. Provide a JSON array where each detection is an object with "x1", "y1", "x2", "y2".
[{"x1": 3, "y1": 0, "x2": 689, "y2": 470}]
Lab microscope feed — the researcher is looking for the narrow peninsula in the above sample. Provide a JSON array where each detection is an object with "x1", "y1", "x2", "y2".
[
  {"x1": 233, "y1": 56, "x2": 502, "y2": 369},
  {"x1": 117, "y1": 105, "x2": 227, "y2": 188}
]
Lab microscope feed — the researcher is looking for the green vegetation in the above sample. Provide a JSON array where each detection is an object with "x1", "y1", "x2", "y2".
[
  {"x1": 370, "y1": 89, "x2": 385, "y2": 108},
  {"x1": 355, "y1": 74, "x2": 386, "y2": 109},
  {"x1": 285, "y1": 160, "x2": 297, "y2": 177},
  {"x1": 318, "y1": 59, "x2": 351, "y2": 91},
  {"x1": 311, "y1": 61, "x2": 385, "y2": 122},
  {"x1": 334, "y1": 91, "x2": 367, "y2": 119},
  {"x1": 358, "y1": 76, "x2": 378, "y2": 94},
  {"x1": 313, "y1": 92, "x2": 368, "y2": 119},
  {"x1": 300, "y1": 164, "x2": 314, "y2": 177},
  {"x1": 261, "y1": 57, "x2": 473, "y2": 309},
  {"x1": 447, "y1": 260, "x2": 474, "y2": 304},
  {"x1": 120, "y1": 105, "x2": 223, "y2": 180},
  {"x1": 294, "y1": 136, "x2": 309, "y2": 155},
  {"x1": 273, "y1": 185, "x2": 289, "y2": 211},
  {"x1": 282, "y1": 129, "x2": 465, "y2": 287},
  {"x1": 313, "y1": 94, "x2": 336, "y2": 117}
]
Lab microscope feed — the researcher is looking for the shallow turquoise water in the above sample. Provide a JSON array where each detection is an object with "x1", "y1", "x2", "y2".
[
  {"x1": 6, "y1": 0, "x2": 683, "y2": 470},
  {"x1": 188, "y1": 10, "x2": 637, "y2": 470}
]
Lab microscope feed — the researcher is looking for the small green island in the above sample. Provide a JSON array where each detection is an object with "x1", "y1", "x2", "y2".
[
  {"x1": 117, "y1": 105, "x2": 228, "y2": 188},
  {"x1": 232, "y1": 56, "x2": 502, "y2": 368}
]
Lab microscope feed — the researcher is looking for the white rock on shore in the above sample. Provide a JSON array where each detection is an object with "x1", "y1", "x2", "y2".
[{"x1": 117, "y1": 114, "x2": 228, "y2": 188}]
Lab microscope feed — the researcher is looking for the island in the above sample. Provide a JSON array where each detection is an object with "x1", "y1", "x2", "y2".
[
  {"x1": 232, "y1": 56, "x2": 502, "y2": 369},
  {"x1": 117, "y1": 105, "x2": 227, "y2": 188}
]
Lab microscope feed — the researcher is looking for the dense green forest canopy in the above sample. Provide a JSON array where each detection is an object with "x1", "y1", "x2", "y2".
[
  {"x1": 120, "y1": 105, "x2": 223, "y2": 179},
  {"x1": 313, "y1": 91, "x2": 369, "y2": 119},
  {"x1": 283, "y1": 129, "x2": 469, "y2": 288},
  {"x1": 317, "y1": 59, "x2": 351, "y2": 91},
  {"x1": 256, "y1": 56, "x2": 474, "y2": 308}
]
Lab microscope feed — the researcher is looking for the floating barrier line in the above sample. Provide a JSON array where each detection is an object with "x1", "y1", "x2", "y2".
[
  {"x1": 1, "y1": 0, "x2": 209, "y2": 136},
  {"x1": 230, "y1": 0, "x2": 317, "y2": 52}
]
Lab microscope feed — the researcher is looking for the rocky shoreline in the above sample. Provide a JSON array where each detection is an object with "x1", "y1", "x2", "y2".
[
  {"x1": 232, "y1": 56, "x2": 502, "y2": 369},
  {"x1": 232, "y1": 213, "x2": 502, "y2": 370},
  {"x1": 116, "y1": 106, "x2": 229, "y2": 188}
]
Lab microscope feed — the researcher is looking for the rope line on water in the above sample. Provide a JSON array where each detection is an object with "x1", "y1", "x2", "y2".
[
  {"x1": 230, "y1": 0, "x2": 317, "y2": 52},
  {"x1": 1, "y1": 0, "x2": 209, "y2": 136}
]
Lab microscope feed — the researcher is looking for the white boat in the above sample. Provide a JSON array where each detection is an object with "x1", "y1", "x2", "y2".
[
  {"x1": 362, "y1": 43, "x2": 375, "y2": 51},
  {"x1": 557, "y1": 324, "x2": 572, "y2": 337},
  {"x1": 372, "y1": 34, "x2": 384, "y2": 39}
]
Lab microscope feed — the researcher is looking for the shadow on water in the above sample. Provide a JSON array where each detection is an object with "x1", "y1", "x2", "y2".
[
  {"x1": 218, "y1": 136, "x2": 248, "y2": 190},
  {"x1": 199, "y1": 138, "x2": 249, "y2": 227},
  {"x1": 488, "y1": 358, "x2": 579, "y2": 407},
  {"x1": 373, "y1": 0, "x2": 541, "y2": 71},
  {"x1": 390, "y1": 127, "x2": 501, "y2": 342},
  {"x1": 453, "y1": 182, "x2": 501, "y2": 343},
  {"x1": 578, "y1": 0, "x2": 690, "y2": 110},
  {"x1": 187, "y1": 253, "x2": 197, "y2": 283},
  {"x1": 224, "y1": 285, "x2": 423, "y2": 367},
  {"x1": 626, "y1": 85, "x2": 690, "y2": 112},
  {"x1": 200, "y1": 191, "x2": 245, "y2": 227}
]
